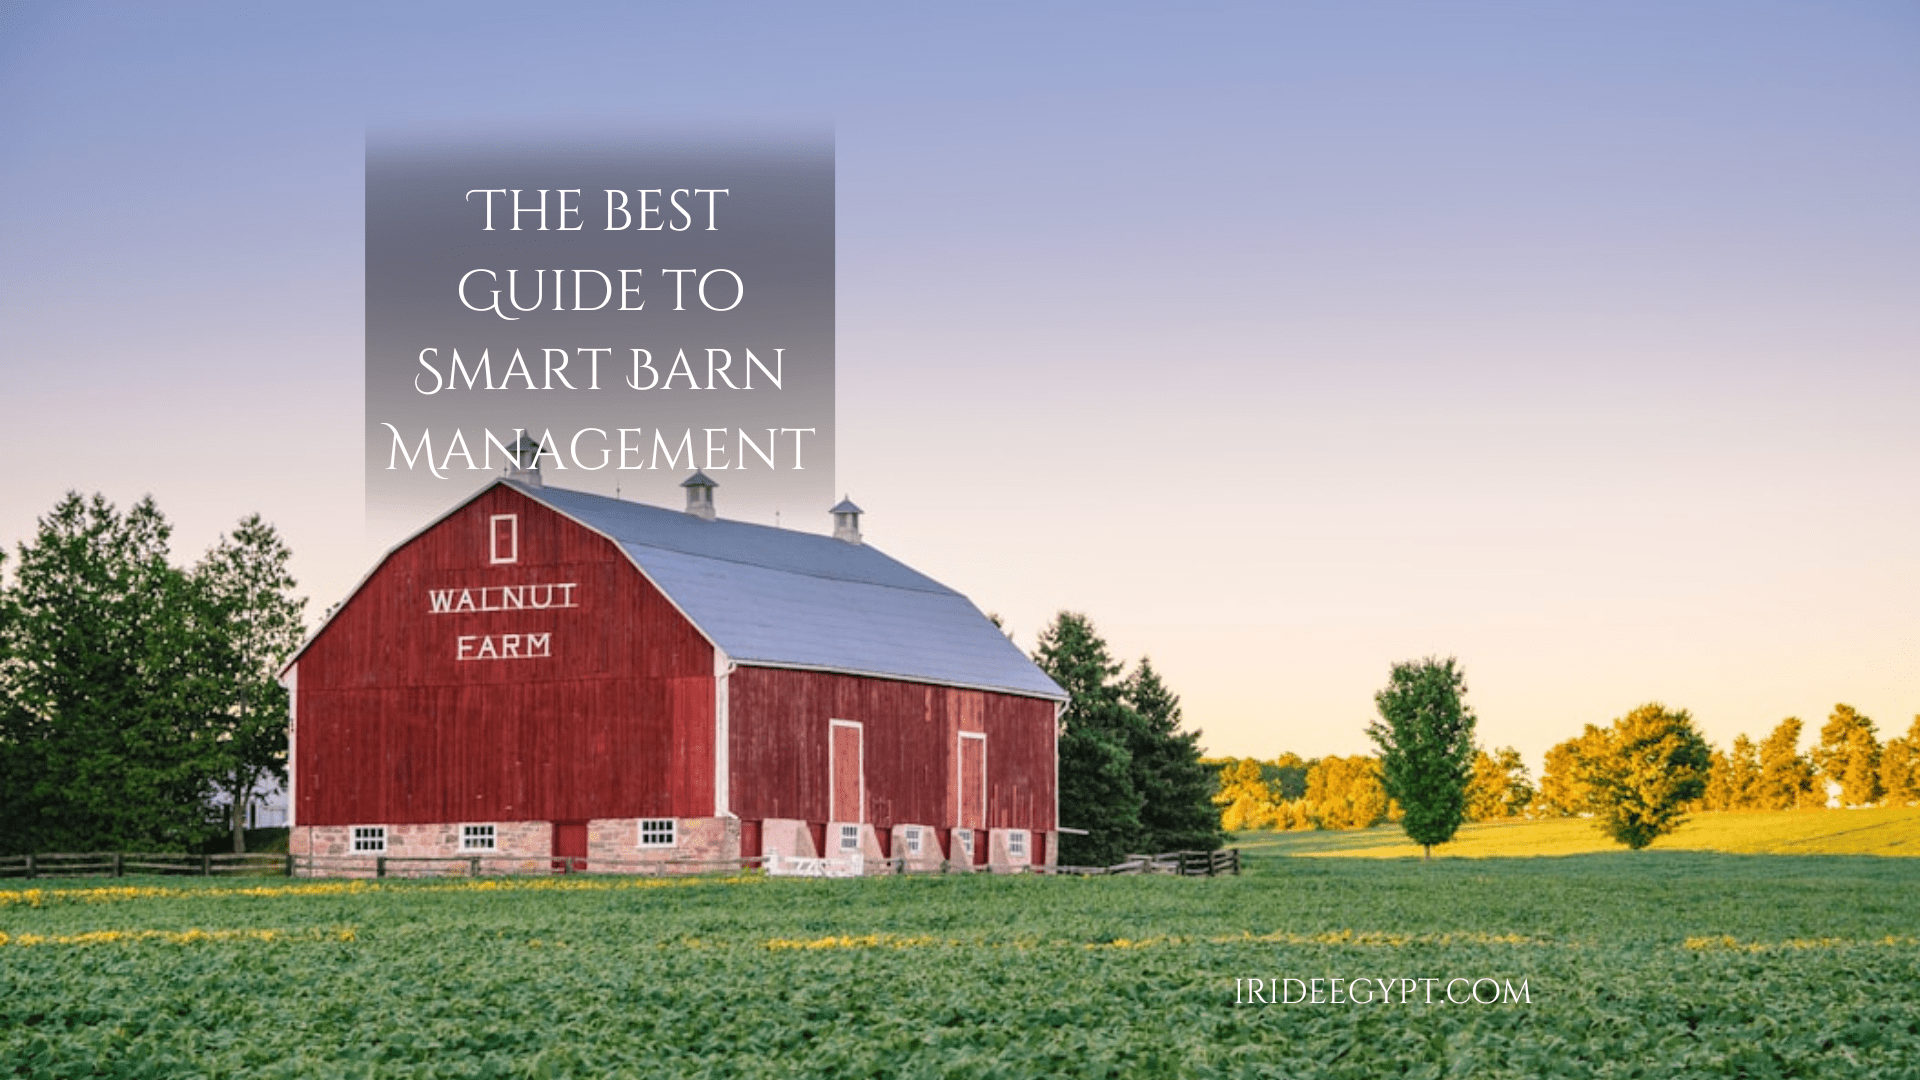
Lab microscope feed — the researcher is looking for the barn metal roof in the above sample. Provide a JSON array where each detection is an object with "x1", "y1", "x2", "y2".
[{"x1": 524, "y1": 483, "x2": 1067, "y2": 701}]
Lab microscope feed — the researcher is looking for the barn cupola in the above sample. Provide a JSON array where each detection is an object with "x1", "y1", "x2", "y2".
[
  {"x1": 831, "y1": 496, "x2": 863, "y2": 544},
  {"x1": 505, "y1": 430, "x2": 543, "y2": 488},
  {"x1": 681, "y1": 470, "x2": 718, "y2": 520}
]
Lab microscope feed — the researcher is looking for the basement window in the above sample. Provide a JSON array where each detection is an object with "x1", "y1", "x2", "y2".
[
  {"x1": 1008, "y1": 830, "x2": 1027, "y2": 859},
  {"x1": 352, "y1": 826, "x2": 387, "y2": 853},
  {"x1": 904, "y1": 827, "x2": 922, "y2": 855},
  {"x1": 839, "y1": 824, "x2": 860, "y2": 853},
  {"x1": 639, "y1": 819, "x2": 676, "y2": 847},
  {"x1": 461, "y1": 824, "x2": 496, "y2": 851},
  {"x1": 954, "y1": 828, "x2": 973, "y2": 861}
]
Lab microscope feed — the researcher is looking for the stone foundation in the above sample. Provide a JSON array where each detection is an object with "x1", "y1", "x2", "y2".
[
  {"x1": 589, "y1": 816, "x2": 740, "y2": 873},
  {"x1": 291, "y1": 817, "x2": 739, "y2": 877}
]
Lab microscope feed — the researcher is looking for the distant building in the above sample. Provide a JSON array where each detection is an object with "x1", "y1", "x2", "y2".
[{"x1": 282, "y1": 470, "x2": 1064, "y2": 873}]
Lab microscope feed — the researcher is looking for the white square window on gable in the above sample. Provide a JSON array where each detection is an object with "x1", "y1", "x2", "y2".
[{"x1": 489, "y1": 514, "x2": 518, "y2": 564}]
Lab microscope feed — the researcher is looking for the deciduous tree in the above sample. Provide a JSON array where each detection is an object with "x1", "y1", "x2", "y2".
[
  {"x1": 1580, "y1": 703, "x2": 1712, "y2": 850},
  {"x1": 193, "y1": 515, "x2": 306, "y2": 852},
  {"x1": 1367, "y1": 657, "x2": 1477, "y2": 858},
  {"x1": 1304, "y1": 755, "x2": 1390, "y2": 830},
  {"x1": 0, "y1": 494, "x2": 226, "y2": 854},
  {"x1": 1536, "y1": 725, "x2": 1608, "y2": 817},
  {"x1": 1466, "y1": 746, "x2": 1535, "y2": 821}
]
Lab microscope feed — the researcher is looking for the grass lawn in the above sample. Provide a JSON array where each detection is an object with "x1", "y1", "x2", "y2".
[{"x1": 1234, "y1": 804, "x2": 1920, "y2": 859}]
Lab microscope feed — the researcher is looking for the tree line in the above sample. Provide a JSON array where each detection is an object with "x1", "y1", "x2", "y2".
[
  {"x1": 1213, "y1": 683, "x2": 1920, "y2": 851},
  {"x1": 0, "y1": 493, "x2": 304, "y2": 856}
]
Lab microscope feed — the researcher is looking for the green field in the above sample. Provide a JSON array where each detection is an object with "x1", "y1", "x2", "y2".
[
  {"x1": 5, "y1": 844, "x2": 1919, "y2": 1078},
  {"x1": 1237, "y1": 805, "x2": 1920, "y2": 859}
]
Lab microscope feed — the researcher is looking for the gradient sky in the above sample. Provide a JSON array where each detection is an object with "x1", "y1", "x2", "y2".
[{"x1": 3, "y1": 3, "x2": 1916, "y2": 770}]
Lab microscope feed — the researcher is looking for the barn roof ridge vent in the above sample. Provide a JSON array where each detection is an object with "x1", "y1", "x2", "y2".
[
  {"x1": 831, "y1": 495, "x2": 863, "y2": 545},
  {"x1": 504, "y1": 429, "x2": 543, "y2": 488},
  {"x1": 680, "y1": 470, "x2": 717, "y2": 520}
]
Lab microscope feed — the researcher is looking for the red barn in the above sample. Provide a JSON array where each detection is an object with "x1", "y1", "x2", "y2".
[{"x1": 283, "y1": 470, "x2": 1065, "y2": 874}]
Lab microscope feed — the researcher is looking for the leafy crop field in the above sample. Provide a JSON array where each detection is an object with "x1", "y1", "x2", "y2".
[
  {"x1": 4, "y1": 854, "x2": 1918, "y2": 1078},
  {"x1": 1238, "y1": 805, "x2": 1920, "y2": 859}
]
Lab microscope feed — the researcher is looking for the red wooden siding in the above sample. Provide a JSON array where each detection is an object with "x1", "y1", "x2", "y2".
[
  {"x1": 727, "y1": 667, "x2": 1056, "y2": 832},
  {"x1": 294, "y1": 485, "x2": 716, "y2": 826}
]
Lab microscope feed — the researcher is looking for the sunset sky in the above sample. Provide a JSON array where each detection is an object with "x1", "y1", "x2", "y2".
[{"x1": 3, "y1": 3, "x2": 1915, "y2": 768}]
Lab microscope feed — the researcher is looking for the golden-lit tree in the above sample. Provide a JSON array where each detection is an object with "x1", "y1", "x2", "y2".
[
  {"x1": 1466, "y1": 747, "x2": 1535, "y2": 821},
  {"x1": 1879, "y1": 717, "x2": 1920, "y2": 807},
  {"x1": 1752, "y1": 717, "x2": 1817, "y2": 810},
  {"x1": 1811, "y1": 704, "x2": 1882, "y2": 807},
  {"x1": 1305, "y1": 755, "x2": 1390, "y2": 830},
  {"x1": 1578, "y1": 703, "x2": 1712, "y2": 850},
  {"x1": 1536, "y1": 725, "x2": 1609, "y2": 817}
]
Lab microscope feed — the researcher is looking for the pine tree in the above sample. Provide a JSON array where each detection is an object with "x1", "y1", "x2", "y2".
[
  {"x1": 1703, "y1": 734, "x2": 1760, "y2": 811},
  {"x1": 1121, "y1": 658, "x2": 1223, "y2": 852},
  {"x1": 1579, "y1": 703, "x2": 1712, "y2": 850},
  {"x1": 1033, "y1": 612, "x2": 1141, "y2": 865},
  {"x1": 1878, "y1": 717, "x2": 1920, "y2": 807},
  {"x1": 1367, "y1": 657, "x2": 1477, "y2": 859},
  {"x1": 1753, "y1": 717, "x2": 1816, "y2": 810},
  {"x1": 1811, "y1": 704, "x2": 1882, "y2": 807}
]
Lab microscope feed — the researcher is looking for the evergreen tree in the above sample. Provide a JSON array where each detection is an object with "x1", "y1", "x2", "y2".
[
  {"x1": 1877, "y1": 717, "x2": 1920, "y2": 807},
  {"x1": 0, "y1": 494, "x2": 226, "y2": 854},
  {"x1": 1033, "y1": 612, "x2": 1141, "y2": 865},
  {"x1": 1121, "y1": 657, "x2": 1223, "y2": 852},
  {"x1": 1579, "y1": 703, "x2": 1712, "y2": 850},
  {"x1": 1367, "y1": 656, "x2": 1477, "y2": 859},
  {"x1": 193, "y1": 515, "x2": 306, "y2": 852},
  {"x1": 1811, "y1": 704, "x2": 1882, "y2": 807},
  {"x1": 1703, "y1": 734, "x2": 1760, "y2": 811},
  {"x1": 1753, "y1": 717, "x2": 1816, "y2": 810}
]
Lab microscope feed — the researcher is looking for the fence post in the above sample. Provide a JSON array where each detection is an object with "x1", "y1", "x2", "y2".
[
  {"x1": 376, "y1": 856, "x2": 387, "y2": 878},
  {"x1": 285, "y1": 852, "x2": 295, "y2": 877},
  {"x1": 469, "y1": 857, "x2": 479, "y2": 877},
  {"x1": 25, "y1": 853, "x2": 35, "y2": 879},
  {"x1": 200, "y1": 853, "x2": 210, "y2": 876},
  {"x1": 113, "y1": 853, "x2": 124, "y2": 877},
  {"x1": 1232, "y1": 848, "x2": 1240, "y2": 876}
]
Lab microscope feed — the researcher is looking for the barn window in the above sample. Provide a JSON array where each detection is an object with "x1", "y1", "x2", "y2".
[
  {"x1": 1008, "y1": 830, "x2": 1028, "y2": 858},
  {"x1": 954, "y1": 828, "x2": 973, "y2": 861},
  {"x1": 639, "y1": 819, "x2": 676, "y2": 847},
  {"x1": 838, "y1": 824, "x2": 860, "y2": 853},
  {"x1": 352, "y1": 826, "x2": 386, "y2": 853},
  {"x1": 461, "y1": 824, "x2": 496, "y2": 851},
  {"x1": 904, "y1": 827, "x2": 922, "y2": 855},
  {"x1": 489, "y1": 514, "x2": 518, "y2": 564}
]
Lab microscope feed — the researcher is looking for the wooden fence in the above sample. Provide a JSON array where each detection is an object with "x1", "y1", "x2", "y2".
[
  {"x1": 0, "y1": 847, "x2": 1240, "y2": 881},
  {"x1": 0, "y1": 852, "x2": 293, "y2": 879}
]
